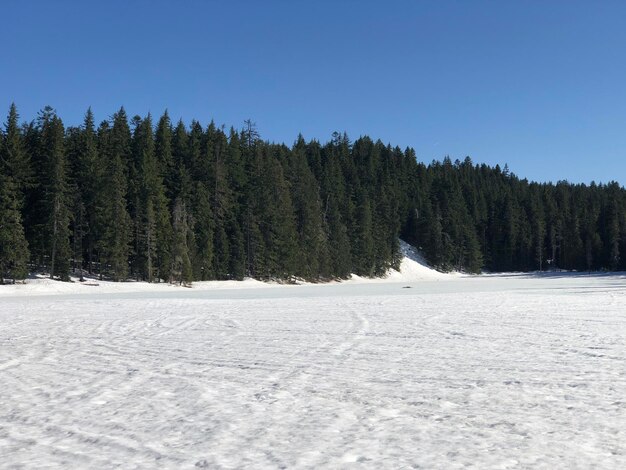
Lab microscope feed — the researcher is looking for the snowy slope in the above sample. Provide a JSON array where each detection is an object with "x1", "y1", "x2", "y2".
[
  {"x1": 386, "y1": 239, "x2": 452, "y2": 281},
  {"x1": 348, "y1": 240, "x2": 452, "y2": 284}
]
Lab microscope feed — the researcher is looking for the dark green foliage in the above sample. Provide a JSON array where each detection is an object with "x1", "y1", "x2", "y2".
[
  {"x1": 40, "y1": 109, "x2": 71, "y2": 280},
  {"x1": 170, "y1": 197, "x2": 193, "y2": 285},
  {"x1": 95, "y1": 109, "x2": 132, "y2": 281},
  {"x1": 286, "y1": 137, "x2": 329, "y2": 279},
  {"x1": 2, "y1": 104, "x2": 32, "y2": 194},
  {"x1": 76, "y1": 109, "x2": 99, "y2": 274},
  {"x1": 191, "y1": 182, "x2": 214, "y2": 280},
  {"x1": 352, "y1": 190, "x2": 375, "y2": 276},
  {"x1": 4, "y1": 103, "x2": 626, "y2": 286},
  {"x1": 0, "y1": 181, "x2": 29, "y2": 282},
  {"x1": 246, "y1": 146, "x2": 299, "y2": 280},
  {"x1": 155, "y1": 111, "x2": 175, "y2": 202},
  {"x1": 0, "y1": 104, "x2": 30, "y2": 282},
  {"x1": 129, "y1": 114, "x2": 172, "y2": 282}
]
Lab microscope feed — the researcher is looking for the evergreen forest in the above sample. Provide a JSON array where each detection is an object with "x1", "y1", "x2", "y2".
[{"x1": 1, "y1": 104, "x2": 626, "y2": 284}]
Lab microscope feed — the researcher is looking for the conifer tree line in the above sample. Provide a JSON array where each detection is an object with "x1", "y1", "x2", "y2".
[{"x1": 1, "y1": 104, "x2": 626, "y2": 284}]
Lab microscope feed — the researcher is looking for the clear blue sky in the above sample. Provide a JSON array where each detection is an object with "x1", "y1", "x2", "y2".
[{"x1": 2, "y1": 0, "x2": 626, "y2": 184}]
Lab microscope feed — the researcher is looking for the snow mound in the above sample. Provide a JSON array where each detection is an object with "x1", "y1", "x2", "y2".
[
  {"x1": 347, "y1": 240, "x2": 452, "y2": 284},
  {"x1": 386, "y1": 240, "x2": 451, "y2": 281}
]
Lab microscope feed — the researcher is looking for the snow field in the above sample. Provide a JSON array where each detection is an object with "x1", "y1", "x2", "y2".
[{"x1": 0, "y1": 273, "x2": 625, "y2": 468}]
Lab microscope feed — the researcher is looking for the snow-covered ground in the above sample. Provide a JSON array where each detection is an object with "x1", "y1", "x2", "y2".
[{"x1": 1, "y1": 260, "x2": 625, "y2": 468}]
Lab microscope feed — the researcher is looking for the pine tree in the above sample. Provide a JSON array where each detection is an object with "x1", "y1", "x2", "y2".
[
  {"x1": 170, "y1": 197, "x2": 193, "y2": 285},
  {"x1": 319, "y1": 143, "x2": 351, "y2": 278},
  {"x1": 76, "y1": 108, "x2": 99, "y2": 274},
  {"x1": 287, "y1": 137, "x2": 329, "y2": 280},
  {"x1": 95, "y1": 108, "x2": 132, "y2": 281},
  {"x1": 130, "y1": 115, "x2": 153, "y2": 280},
  {"x1": 1, "y1": 104, "x2": 32, "y2": 195},
  {"x1": 131, "y1": 114, "x2": 171, "y2": 282},
  {"x1": 251, "y1": 146, "x2": 298, "y2": 279},
  {"x1": 324, "y1": 195, "x2": 352, "y2": 278},
  {"x1": 210, "y1": 126, "x2": 235, "y2": 279},
  {"x1": 191, "y1": 182, "x2": 214, "y2": 280},
  {"x1": 605, "y1": 182, "x2": 621, "y2": 270},
  {"x1": 352, "y1": 189, "x2": 375, "y2": 276},
  {"x1": 39, "y1": 109, "x2": 71, "y2": 280},
  {"x1": 0, "y1": 104, "x2": 30, "y2": 282},
  {"x1": 582, "y1": 190, "x2": 601, "y2": 271},
  {"x1": 155, "y1": 110, "x2": 175, "y2": 202},
  {"x1": 226, "y1": 129, "x2": 246, "y2": 280},
  {"x1": 0, "y1": 180, "x2": 29, "y2": 282},
  {"x1": 424, "y1": 201, "x2": 446, "y2": 269},
  {"x1": 529, "y1": 186, "x2": 546, "y2": 271}
]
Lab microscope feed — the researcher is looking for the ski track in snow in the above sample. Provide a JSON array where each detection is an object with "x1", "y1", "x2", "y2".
[{"x1": 1, "y1": 275, "x2": 626, "y2": 469}]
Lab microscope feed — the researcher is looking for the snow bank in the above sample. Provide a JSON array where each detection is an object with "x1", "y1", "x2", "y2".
[
  {"x1": 386, "y1": 240, "x2": 453, "y2": 281},
  {"x1": 0, "y1": 275, "x2": 275, "y2": 297},
  {"x1": 0, "y1": 241, "x2": 449, "y2": 297},
  {"x1": 347, "y1": 240, "x2": 454, "y2": 284}
]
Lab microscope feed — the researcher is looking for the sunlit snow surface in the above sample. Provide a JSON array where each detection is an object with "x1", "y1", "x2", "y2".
[{"x1": 1, "y1": 272, "x2": 626, "y2": 468}]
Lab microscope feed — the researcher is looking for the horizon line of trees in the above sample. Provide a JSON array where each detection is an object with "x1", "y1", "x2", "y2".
[{"x1": 1, "y1": 104, "x2": 626, "y2": 284}]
